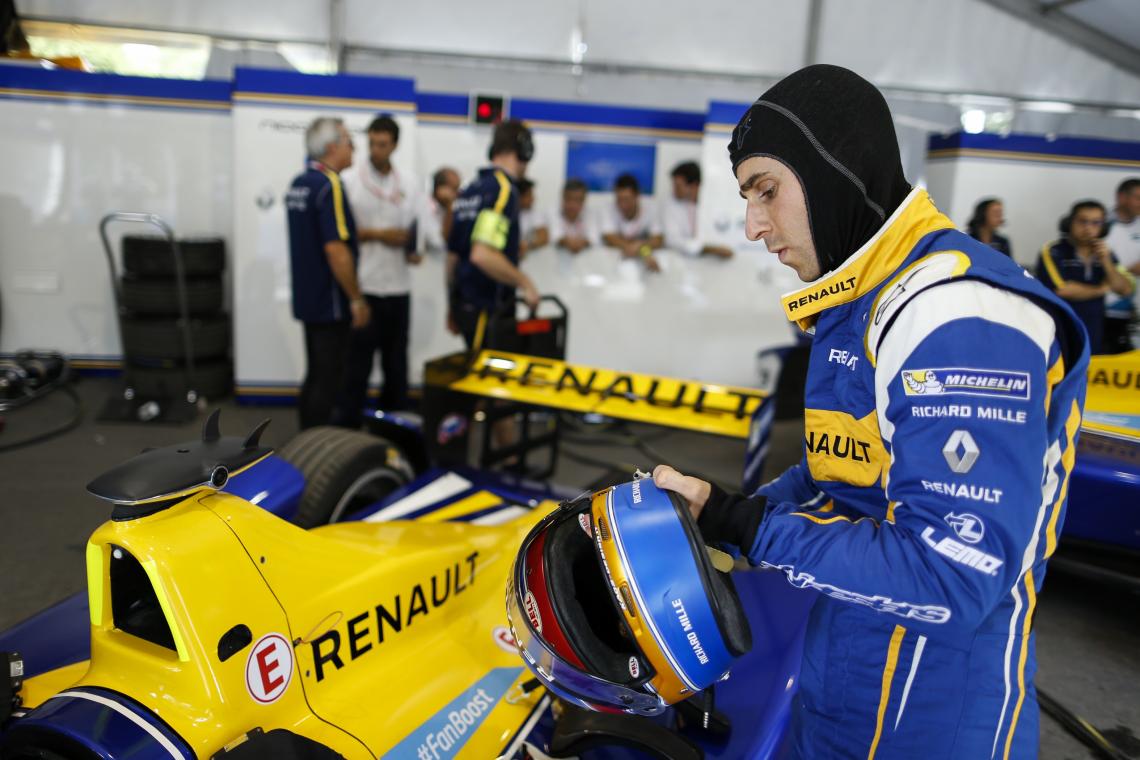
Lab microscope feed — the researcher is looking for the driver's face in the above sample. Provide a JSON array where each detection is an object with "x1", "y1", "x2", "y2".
[{"x1": 735, "y1": 156, "x2": 820, "y2": 281}]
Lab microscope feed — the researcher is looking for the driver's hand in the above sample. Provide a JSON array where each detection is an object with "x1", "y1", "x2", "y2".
[{"x1": 652, "y1": 464, "x2": 711, "y2": 520}]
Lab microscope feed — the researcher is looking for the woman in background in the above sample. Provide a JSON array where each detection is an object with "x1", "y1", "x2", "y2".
[{"x1": 967, "y1": 197, "x2": 1012, "y2": 257}]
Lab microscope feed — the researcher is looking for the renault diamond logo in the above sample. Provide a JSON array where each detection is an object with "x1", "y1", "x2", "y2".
[{"x1": 943, "y1": 430, "x2": 979, "y2": 474}]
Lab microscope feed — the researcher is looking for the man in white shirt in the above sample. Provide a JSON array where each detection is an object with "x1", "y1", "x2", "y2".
[
  {"x1": 338, "y1": 114, "x2": 421, "y2": 423},
  {"x1": 601, "y1": 173, "x2": 664, "y2": 272},
  {"x1": 418, "y1": 166, "x2": 460, "y2": 254},
  {"x1": 661, "y1": 161, "x2": 734, "y2": 259},
  {"x1": 1104, "y1": 177, "x2": 1140, "y2": 352},
  {"x1": 1107, "y1": 178, "x2": 1140, "y2": 274},
  {"x1": 517, "y1": 178, "x2": 550, "y2": 255},
  {"x1": 551, "y1": 178, "x2": 598, "y2": 253}
]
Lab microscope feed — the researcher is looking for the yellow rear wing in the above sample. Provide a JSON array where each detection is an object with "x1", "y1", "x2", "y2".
[
  {"x1": 1084, "y1": 350, "x2": 1140, "y2": 442},
  {"x1": 424, "y1": 350, "x2": 769, "y2": 439}
]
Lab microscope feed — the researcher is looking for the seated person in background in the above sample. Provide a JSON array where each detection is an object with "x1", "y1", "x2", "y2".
[
  {"x1": 661, "y1": 161, "x2": 733, "y2": 259},
  {"x1": 418, "y1": 166, "x2": 461, "y2": 253},
  {"x1": 551, "y1": 178, "x2": 598, "y2": 253},
  {"x1": 517, "y1": 177, "x2": 550, "y2": 255},
  {"x1": 966, "y1": 197, "x2": 1012, "y2": 258},
  {"x1": 1104, "y1": 178, "x2": 1140, "y2": 352},
  {"x1": 1036, "y1": 199, "x2": 1134, "y2": 354},
  {"x1": 602, "y1": 173, "x2": 664, "y2": 272}
]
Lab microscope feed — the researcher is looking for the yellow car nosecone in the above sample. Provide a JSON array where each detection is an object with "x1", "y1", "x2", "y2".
[{"x1": 3, "y1": 414, "x2": 556, "y2": 759}]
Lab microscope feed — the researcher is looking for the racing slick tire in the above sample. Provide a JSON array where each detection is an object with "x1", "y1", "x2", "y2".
[
  {"x1": 121, "y1": 235, "x2": 225, "y2": 277},
  {"x1": 120, "y1": 275, "x2": 224, "y2": 316},
  {"x1": 121, "y1": 316, "x2": 229, "y2": 360},
  {"x1": 278, "y1": 427, "x2": 414, "y2": 527}
]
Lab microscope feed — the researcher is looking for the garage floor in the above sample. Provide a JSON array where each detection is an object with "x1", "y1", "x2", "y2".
[{"x1": 1, "y1": 376, "x2": 1137, "y2": 759}]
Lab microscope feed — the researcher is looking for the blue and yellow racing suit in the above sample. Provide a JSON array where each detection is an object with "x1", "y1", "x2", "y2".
[{"x1": 706, "y1": 188, "x2": 1089, "y2": 759}]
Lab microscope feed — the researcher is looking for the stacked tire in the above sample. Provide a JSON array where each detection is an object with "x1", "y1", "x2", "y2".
[{"x1": 119, "y1": 235, "x2": 232, "y2": 401}]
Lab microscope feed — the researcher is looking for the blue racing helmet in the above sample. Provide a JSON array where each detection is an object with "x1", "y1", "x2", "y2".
[{"x1": 506, "y1": 478, "x2": 752, "y2": 715}]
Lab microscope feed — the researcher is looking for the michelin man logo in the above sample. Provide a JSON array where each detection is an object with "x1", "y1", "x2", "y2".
[{"x1": 902, "y1": 369, "x2": 944, "y2": 395}]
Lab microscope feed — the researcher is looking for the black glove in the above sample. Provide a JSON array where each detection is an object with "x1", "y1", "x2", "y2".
[{"x1": 697, "y1": 484, "x2": 767, "y2": 551}]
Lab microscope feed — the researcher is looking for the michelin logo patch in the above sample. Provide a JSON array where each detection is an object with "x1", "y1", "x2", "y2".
[{"x1": 901, "y1": 368, "x2": 1030, "y2": 401}]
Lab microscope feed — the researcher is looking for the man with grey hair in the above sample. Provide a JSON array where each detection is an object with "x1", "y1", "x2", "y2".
[{"x1": 286, "y1": 116, "x2": 370, "y2": 429}]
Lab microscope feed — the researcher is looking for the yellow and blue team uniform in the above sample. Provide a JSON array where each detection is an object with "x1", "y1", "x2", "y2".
[
  {"x1": 706, "y1": 188, "x2": 1089, "y2": 759},
  {"x1": 448, "y1": 167, "x2": 520, "y2": 346},
  {"x1": 1035, "y1": 238, "x2": 1117, "y2": 354},
  {"x1": 286, "y1": 159, "x2": 358, "y2": 323}
]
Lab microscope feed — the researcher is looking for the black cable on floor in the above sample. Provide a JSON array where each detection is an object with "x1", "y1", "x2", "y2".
[
  {"x1": 0, "y1": 384, "x2": 83, "y2": 453},
  {"x1": 1037, "y1": 686, "x2": 1130, "y2": 760}
]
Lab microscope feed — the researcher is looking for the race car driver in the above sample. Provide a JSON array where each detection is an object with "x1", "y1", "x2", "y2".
[
  {"x1": 653, "y1": 65, "x2": 1089, "y2": 759},
  {"x1": 447, "y1": 119, "x2": 540, "y2": 348}
]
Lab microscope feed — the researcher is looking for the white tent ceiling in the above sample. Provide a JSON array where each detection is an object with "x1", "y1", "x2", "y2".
[{"x1": 16, "y1": 0, "x2": 1140, "y2": 108}]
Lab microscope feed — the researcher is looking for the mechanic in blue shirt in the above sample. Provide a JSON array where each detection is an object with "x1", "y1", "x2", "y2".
[
  {"x1": 447, "y1": 119, "x2": 540, "y2": 348},
  {"x1": 652, "y1": 65, "x2": 1089, "y2": 759},
  {"x1": 286, "y1": 117, "x2": 370, "y2": 429},
  {"x1": 1035, "y1": 199, "x2": 1133, "y2": 354}
]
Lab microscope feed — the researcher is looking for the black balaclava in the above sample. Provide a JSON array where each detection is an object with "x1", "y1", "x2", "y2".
[{"x1": 729, "y1": 65, "x2": 911, "y2": 276}]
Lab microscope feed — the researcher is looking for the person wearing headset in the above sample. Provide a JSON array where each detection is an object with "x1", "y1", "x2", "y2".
[
  {"x1": 652, "y1": 65, "x2": 1090, "y2": 759},
  {"x1": 447, "y1": 119, "x2": 540, "y2": 349},
  {"x1": 1036, "y1": 200, "x2": 1133, "y2": 354},
  {"x1": 966, "y1": 197, "x2": 1012, "y2": 258}
]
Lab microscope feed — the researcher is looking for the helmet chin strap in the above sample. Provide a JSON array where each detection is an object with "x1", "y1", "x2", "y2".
[{"x1": 705, "y1": 546, "x2": 735, "y2": 574}]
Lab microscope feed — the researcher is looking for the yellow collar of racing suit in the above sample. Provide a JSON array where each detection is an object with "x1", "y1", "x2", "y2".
[{"x1": 780, "y1": 187, "x2": 955, "y2": 330}]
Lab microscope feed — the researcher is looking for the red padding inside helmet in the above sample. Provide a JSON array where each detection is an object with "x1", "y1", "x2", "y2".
[{"x1": 523, "y1": 529, "x2": 586, "y2": 670}]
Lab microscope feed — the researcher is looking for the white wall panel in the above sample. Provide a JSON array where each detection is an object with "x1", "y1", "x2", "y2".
[{"x1": 0, "y1": 100, "x2": 231, "y2": 358}]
